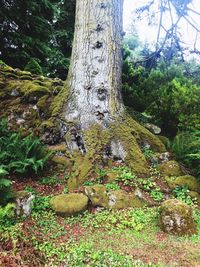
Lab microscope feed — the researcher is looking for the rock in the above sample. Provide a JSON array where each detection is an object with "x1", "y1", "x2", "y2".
[
  {"x1": 11, "y1": 88, "x2": 20, "y2": 97},
  {"x1": 158, "y1": 152, "x2": 170, "y2": 163},
  {"x1": 144, "y1": 123, "x2": 161, "y2": 135},
  {"x1": 158, "y1": 160, "x2": 183, "y2": 177},
  {"x1": 165, "y1": 175, "x2": 200, "y2": 193},
  {"x1": 160, "y1": 199, "x2": 196, "y2": 235},
  {"x1": 14, "y1": 191, "x2": 35, "y2": 217},
  {"x1": 50, "y1": 193, "x2": 88, "y2": 216},
  {"x1": 51, "y1": 155, "x2": 71, "y2": 167},
  {"x1": 84, "y1": 185, "x2": 109, "y2": 207},
  {"x1": 84, "y1": 185, "x2": 146, "y2": 209},
  {"x1": 188, "y1": 191, "x2": 200, "y2": 205}
]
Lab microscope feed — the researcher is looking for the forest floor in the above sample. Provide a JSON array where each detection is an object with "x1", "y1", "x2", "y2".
[{"x1": 0, "y1": 170, "x2": 200, "y2": 267}]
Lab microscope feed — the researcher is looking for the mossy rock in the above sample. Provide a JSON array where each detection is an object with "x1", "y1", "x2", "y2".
[
  {"x1": 158, "y1": 160, "x2": 183, "y2": 177},
  {"x1": 188, "y1": 191, "x2": 200, "y2": 206},
  {"x1": 84, "y1": 185, "x2": 146, "y2": 209},
  {"x1": 165, "y1": 175, "x2": 200, "y2": 193},
  {"x1": 160, "y1": 199, "x2": 196, "y2": 235},
  {"x1": 158, "y1": 135, "x2": 170, "y2": 147},
  {"x1": 50, "y1": 193, "x2": 88, "y2": 216},
  {"x1": 51, "y1": 155, "x2": 71, "y2": 167},
  {"x1": 84, "y1": 185, "x2": 109, "y2": 207},
  {"x1": 48, "y1": 143, "x2": 67, "y2": 153}
]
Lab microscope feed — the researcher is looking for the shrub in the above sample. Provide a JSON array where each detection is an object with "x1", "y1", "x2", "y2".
[
  {"x1": 171, "y1": 131, "x2": 200, "y2": 177},
  {"x1": 24, "y1": 58, "x2": 43, "y2": 75}
]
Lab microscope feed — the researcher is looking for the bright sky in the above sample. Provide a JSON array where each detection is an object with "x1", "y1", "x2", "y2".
[{"x1": 123, "y1": 0, "x2": 200, "y2": 50}]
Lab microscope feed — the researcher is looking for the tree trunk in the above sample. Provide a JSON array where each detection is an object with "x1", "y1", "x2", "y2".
[
  {"x1": 61, "y1": 0, "x2": 166, "y2": 190},
  {"x1": 64, "y1": 0, "x2": 124, "y2": 128}
]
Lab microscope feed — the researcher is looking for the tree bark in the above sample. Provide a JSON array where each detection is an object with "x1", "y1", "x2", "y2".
[
  {"x1": 60, "y1": 0, "x2": 165, "y2": 190},
  {"x1": 64, "y1": 0, "x2": 124, "y2": 128}
]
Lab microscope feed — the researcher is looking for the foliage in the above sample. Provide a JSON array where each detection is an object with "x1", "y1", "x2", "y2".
[
  {"x1": 173, "y1": 186, "x2": 195, "y2": 206},
  {"x1": 0, "y1": 167, "x2": 12, "y2": 205},
  {"x1": 115, "y1": 166, "x2": 138, "y2": 186},
  {"x1": 171, "y1": 131, "x2": 200, "y2": 177},
  {"x1": 105, "y1": 182, "x2": 120, "y2": 191},
  {"x1": 0, "y1": 0, "x2": 75, "y2": 79},
  {"x1": 0, "y1": 119, "x2": 51, "y2": 174},
  {"x1": 0, "y1": 203, "x2": 15, "y2": 228},
  {"x1": 122, "y1": 57, "x2": 200, "y2": 136},
  {"x1": 24, "y1": 58, "x2": 43, "y2": 75},
  {"x1": 32, "y1": 195, "x2": 51, "y2": 212}
]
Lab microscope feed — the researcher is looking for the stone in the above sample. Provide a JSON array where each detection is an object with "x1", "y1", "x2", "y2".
[
  {"x1": 188, "y1": 191, "x2": 200, "y2": 205},
  {"x1": 50, "y1": 193, "x2": 88, "y2": 216},
  {"x1": 84, "y1": 185, "x2": 146, "y2": 209},
  {"x1": 160, "y1": 199, "x2": 196, "y2": 235},
  {"x1": 158, "y1": 160, "x2": 183, "y2": 177},
  {"x1": 51, "y1": 155, "x2": 71, "y2": 167},
  {"x1": 14, "y1": 191, "x2": 35, "y2": 217},
  {"x1": 165, "y1": 175, "x2": 200, "y2": 193},
  {"x1": 144, "y1": 123, "x2": 161, "y2": 135},
  {"x1": 158, "y1": 152, "x2": 170, "y2": 163}
]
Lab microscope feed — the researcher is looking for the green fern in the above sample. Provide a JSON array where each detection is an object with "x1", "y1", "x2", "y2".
[
  {"x1": 0, "y1": 119, "x2": 52, "y2": 174},
  {"x1": 171, "y1": 130, "x2": 200, "y2": 177}
]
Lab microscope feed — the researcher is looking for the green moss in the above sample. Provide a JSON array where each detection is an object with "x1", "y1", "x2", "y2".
[
  {"x1": 158, "y1": 160, "x2": 183, "y2": 177},
  {"x1": 37, "y1": 95, "x2": 49, "y2": 109},
  {"x1": 51, "y1": 155, "x2": 71, "y2": 168},
  {"x1": 84, "y1": 185, "x2": 146, "y2": 209},
  {"x1": 48, "y1": 143, "x2": 67, "y2": 153},
  {"x1": 68, "y1": 152, "x2": 93, "y2": 191},
  {"x1": 158, "y1": 135, "x2": 170, "y2": 147},
  {"x1": 20, "y1": 81, "x2": 50, "y2": 98},
  {"x1": 111, "y1": 120, "x2": 149, "y2": 175},
  {"x1": 50, "y1": 193, "x2": 88, "y2": 216},
  {"x1": 50, "y1": 83, "x2": 69, "y2": 117}
]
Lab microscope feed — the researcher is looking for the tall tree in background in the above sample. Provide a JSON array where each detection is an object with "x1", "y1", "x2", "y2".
[{"x1": 0, "y1": 0, "x2": 75, "y2": 79}]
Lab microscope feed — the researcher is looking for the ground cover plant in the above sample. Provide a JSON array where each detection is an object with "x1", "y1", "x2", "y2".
[{"x1": 0, "y1": 189, "x2": 200, "y2": 266}]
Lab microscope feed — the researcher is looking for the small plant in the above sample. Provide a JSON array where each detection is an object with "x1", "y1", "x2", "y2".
[
  {"x1": 173, "y1": 186, "x2": 194, "y2": 205},
  {"x1": 97, "y1": 169, "x2": 107, "y2": 183},
  {"x1": 115, "y1": 166, "x2": 137, "y2": 186},
  {"x1": 105, "y1": 182, "x2": 120, "y2": 191},
  {"x1": 139, "y1": 178, "x2": 156, "y2": 191},
  {"x1": 39, "y1": 175, "x2": 60, "y2": 186},
  {"x1": 150, "y1": 188, "x2": 164, "y2": 202},
  {"x1": 63, "y1": 186, "x2": 69, "y2": 194},
  {"x1": 0, "y1": 166, "x2": 13, "y2": 205},
  {"x1": 0, "y1": 203, "x2": 15, "y2": 228},
  {"x1": 32, "y1": 195, "x2": 51, "y2": 212},
  {"x1": 24, "y1": 58, "x2": 43, "y2": 75},
  {"x1": 83, "y1": 180, "x2": 95, "y2": 186},
  {"x1": 143, "y1": 147, "x2": 155, "y2": 160}
]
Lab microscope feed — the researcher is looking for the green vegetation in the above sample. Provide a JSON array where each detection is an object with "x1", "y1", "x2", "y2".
[
  {"x1": 173, "y1": 186, "x2": 195, "y2": 206},
  {"x1": 0, "y1": 119, "x2": 51, "y2": 174},
  {"x1": 171, "y1": 131, "x2": 200, "y2": 178},
  {"x1": 24, "y1": 58, "x2": 43, "y2": 75}
]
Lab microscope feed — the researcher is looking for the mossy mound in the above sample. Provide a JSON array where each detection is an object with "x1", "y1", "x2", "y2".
[
  {"x1": 160, "y1": 199, "x2": 196, "y2": 235},
  {"x1": 84, "y1": 185, "x2": 146, "y2": 209},
  {"x1": 165, "y1": 175, "x2": 200, "y2": 193},
  {"x1": 0, "y1": 65, "x2": 67, "y2": 144},
  {"x1": 158, "y1": 160, "x2": 183, "y2": 177},
  {"x1": 50, "y1": 193, "x2": 88, "y2": 216}
]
